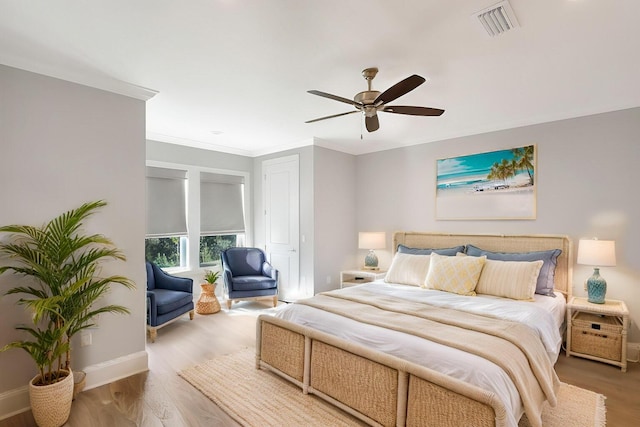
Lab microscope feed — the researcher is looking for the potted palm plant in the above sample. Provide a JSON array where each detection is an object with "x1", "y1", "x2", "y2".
[{"x1": 0, "y1": 200, "x2": 134, "y2": 427}]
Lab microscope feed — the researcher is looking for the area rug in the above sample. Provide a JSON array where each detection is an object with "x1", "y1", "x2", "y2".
[{"x1": 179, "y1": 349, "x2": 606, "y2": 427}]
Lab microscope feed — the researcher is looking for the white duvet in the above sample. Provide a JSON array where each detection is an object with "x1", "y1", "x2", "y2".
[{"x1": 275, "y1": 281, "x2": 566, "y2": 427}]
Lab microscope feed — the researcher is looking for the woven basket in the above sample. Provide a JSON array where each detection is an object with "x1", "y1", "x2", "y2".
[
  {"x1": 571, "y1": 311, "x2": 622, "y2": 361},
  {"x1": 29, "y1": 370, "x2": 74, "y2": 427},
  {"x1": 73, "y1": 370, "x2": 86, "y2": 399},
  {"x1": 196, "y1": 283, "x2": 221, "y2": 314}
]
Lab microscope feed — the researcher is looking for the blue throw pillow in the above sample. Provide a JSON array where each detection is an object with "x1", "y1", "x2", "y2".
[
  {"x1": 397, "y1": 244, "x2": 465, "y2": 256},
  {"x1": 465, "y1": 244, "x2": 561, "y2": 297}
]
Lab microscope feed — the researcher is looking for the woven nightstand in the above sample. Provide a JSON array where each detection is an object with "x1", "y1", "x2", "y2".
[{"x1": 566, "y1": 296, "x2": 629, "y2": 371}]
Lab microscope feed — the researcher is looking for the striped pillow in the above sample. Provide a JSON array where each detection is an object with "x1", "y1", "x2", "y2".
[
  {"x1": 425, "y1": 253, "x2": 486, "y2": 296},
  {"x1": 476, "y1": 259, "x2": 544, "y2": 300},
  {"x1": 385, "y1": 253, "x2": 431, "y2": 286}
]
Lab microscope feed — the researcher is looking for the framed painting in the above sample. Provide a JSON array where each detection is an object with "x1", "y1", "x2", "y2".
[{"x1": 436, "y1": 145, "x2": 536, "y2": 220}]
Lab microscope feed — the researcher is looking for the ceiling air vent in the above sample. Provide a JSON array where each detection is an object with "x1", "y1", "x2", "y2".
[{"x1": 474, "y1": 1, "x2": 520, "y2": 37}]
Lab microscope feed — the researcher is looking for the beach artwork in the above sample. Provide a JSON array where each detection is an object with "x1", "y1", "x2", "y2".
[{"x1": 436, "y1": 145, "x2": 536, "y2": 220}]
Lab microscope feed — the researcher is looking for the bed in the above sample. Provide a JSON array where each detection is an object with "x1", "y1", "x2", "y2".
[{"x1": 256, "y1": 232, "x2": 573, "y2": 427}]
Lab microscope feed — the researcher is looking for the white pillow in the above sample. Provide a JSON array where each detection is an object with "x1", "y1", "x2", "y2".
[
  {"x1": 476, "y1": 259, "x2": 544, "y2": 301},
  {"x1": 425, "y1": 253, "x2": 486, "y2": 296},
  {"x1": 385, "y1": 253, "x2": 431, "y2": 286}
]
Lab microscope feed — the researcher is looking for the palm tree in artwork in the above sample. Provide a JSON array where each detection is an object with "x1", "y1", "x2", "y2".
[
  {"x1": 487, "y1": 159, "x2": 514, "y2": 188},
  {"x1": 501, "y1": 158, "x2": 515, "y2": 185},
  {"x1": 487, "y1": 162, "x2": 501, "y2": 186},
  {"x1": 511, "y1": 145, "x2": 535, "y2": 185}
]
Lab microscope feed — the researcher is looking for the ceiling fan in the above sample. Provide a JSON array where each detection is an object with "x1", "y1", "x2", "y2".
[{"x1": 305, "y1": 67, "x2": 444, "y2": 132}]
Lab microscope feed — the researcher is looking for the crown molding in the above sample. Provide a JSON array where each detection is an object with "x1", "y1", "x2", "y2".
[{"x1": 0, "y1": 54, "x2": 157, "y2": 101}]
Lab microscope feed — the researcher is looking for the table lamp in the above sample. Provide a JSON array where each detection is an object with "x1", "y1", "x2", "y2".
[
  {"x1": 358, "y1": 232, "x2": 386, "y2": 270},
  {"x1": 577, "y1": 238, "x2": 616, "y2": 304}
]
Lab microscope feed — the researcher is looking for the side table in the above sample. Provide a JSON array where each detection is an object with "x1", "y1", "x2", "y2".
[
  {"x1": 340, "y1": 269, "x2": 387, "y2": 288},
  {"x1": 566, "y1": 296, "x2": 628, "y2": 371},
  {"x1": 196, "y1": 283, "x2": 221, "y2": 314}
]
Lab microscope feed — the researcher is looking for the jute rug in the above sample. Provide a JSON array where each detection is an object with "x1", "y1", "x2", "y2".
[{"x1": 179, "y1": 349, "x2": 606, "y2": 427}]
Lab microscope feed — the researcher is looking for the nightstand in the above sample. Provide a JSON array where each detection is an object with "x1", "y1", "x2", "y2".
[
  {"x1": 566, "y1": 296, "x2": 629, "y2": 371},
  {"x1": 340, "y1": 269, "x2": 387, "y2": 288}
]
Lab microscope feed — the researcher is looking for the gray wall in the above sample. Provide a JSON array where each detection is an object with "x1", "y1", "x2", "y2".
[
  {"x1": 0, "y1": 65, "x2": 147, "y2": 392},
  {"x1": 146, "y1": 140, "x2": 253, "y2": 174},
  {"x1": 355, "y1": 107, "x2": 640, "y2": 341},
  {"x1": 313, "y1": 146, "x2": 357, "y2": 291}
]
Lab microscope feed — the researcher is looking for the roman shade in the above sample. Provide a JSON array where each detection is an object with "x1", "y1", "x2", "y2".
[
  {"x1": 146, "y1": 166, "x2": 187, "y2": 237},
  {"x1": 200, "y1": 172, "x2": 245, "y2": 235}
]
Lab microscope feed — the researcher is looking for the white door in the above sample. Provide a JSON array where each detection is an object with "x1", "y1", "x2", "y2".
[{"x1": 263, "y1": 155, "x2": 300, "y2": 302}]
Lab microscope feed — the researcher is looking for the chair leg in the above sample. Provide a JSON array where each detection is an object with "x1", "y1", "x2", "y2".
[
  {"x1": 148, "y1": 327, "x2": 157, "y2": 343},
  {"x1": 272, "y1": 296, "x2": 278, "y2": 307},
  {"x1": 226, "y1": 299, "x2": 232, "y2": 309},
  {"x1": 189, "y1": 310, "x2": 194, "y2": 320}
]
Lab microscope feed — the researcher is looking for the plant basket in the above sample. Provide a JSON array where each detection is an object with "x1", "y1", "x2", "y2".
[
  {"x1": 29, "y1": 370, "x2": 74, "y2": 427},
  {"x1": 73, "y1": 370, "x2": 86, "y2": 399},
  {"x1": 196, "y1": 283, "x2": 221, "y2": 314}
]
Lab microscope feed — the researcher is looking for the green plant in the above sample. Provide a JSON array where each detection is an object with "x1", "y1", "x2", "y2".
[
  {"x1": 0, "y1": 200, "x2": 134, "y2": 385},
  {"x1": 203, "y1": 269, "x2": 220, "y2": 284}
]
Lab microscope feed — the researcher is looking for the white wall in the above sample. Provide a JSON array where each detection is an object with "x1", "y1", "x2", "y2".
[
  {"x1": 355, "y1": 107, "x2": 640, "y2": 342},
  {"x1": 0, "y1": 65, "x2": 148, "y2": 399}
]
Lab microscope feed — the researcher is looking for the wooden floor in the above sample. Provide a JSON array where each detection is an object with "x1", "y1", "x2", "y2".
[{"x1": 2, "y1": 301, "x2": 639, "y2": 426}]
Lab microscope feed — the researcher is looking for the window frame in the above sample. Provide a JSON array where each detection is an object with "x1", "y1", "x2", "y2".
[{"x1": 146, "y1": 160, "x2": 252, "y2": 274}]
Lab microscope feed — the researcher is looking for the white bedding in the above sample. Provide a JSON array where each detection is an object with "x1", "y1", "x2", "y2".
[{"x1": 275, "y1": 281, "x2": 566, "y2": 427}]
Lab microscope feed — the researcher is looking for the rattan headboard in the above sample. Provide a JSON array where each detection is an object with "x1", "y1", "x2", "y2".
[{"x1": 393, "y1": 232, "x2": 573, "y2": 298}]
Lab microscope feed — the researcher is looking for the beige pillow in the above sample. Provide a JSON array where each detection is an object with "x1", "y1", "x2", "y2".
[
  {"x1": 425, "y1": 253, "x2": 486, "y2": 295},
  {"x1": 385, "y1": 253, "x2": 431, "y2": 286},
  {"x1": 476, "y1": 259, "x2": 544, "y2": 300}
]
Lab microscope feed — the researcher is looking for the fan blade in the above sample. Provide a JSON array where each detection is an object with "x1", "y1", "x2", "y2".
[
  {"x1": 305, "y1": 110, "x2": 359, "y2": 123},
  {"x1": 374, "y1": 75, "x2": 426, "y2": 105},
  {"x1": 382, "y1": 106, "x2": 445, "y2": 116},
  {"x1": 365, "y1": 114, "x2": 380, "y2": 132},
  {"x1": 308, "y1": 90, "x2": 361, "y2": 107}
]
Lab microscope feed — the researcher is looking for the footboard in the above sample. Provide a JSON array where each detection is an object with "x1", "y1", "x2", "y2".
[{"x1": 256, "y1": 315, "x2": 508, "y2": 427}]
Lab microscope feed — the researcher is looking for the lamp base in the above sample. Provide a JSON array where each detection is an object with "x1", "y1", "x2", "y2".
[
  {"x1": 364, "y1": 250, "x2": 379, "y2": 270},
  {"x1": 586, "y1": 267, "x2": 606, "y2": 304}
]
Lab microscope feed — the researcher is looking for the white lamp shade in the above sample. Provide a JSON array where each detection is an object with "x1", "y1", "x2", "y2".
[
  {"x1": 358, "y1": 232, "x2": 386, "y2": 250},
  {"x1": 577, "y1": 239, "x2": 616, "y2": 267}
]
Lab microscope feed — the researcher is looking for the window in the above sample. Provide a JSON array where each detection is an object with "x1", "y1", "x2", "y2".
[
  {"x1": 199, "y1": 235, "x2": 240, "y2": 267},
  {"x1": 145, "y1": 166, "x2": 187, "y2": 268},
  {"x1": 145, "y1": 236, "x2": 187, "y2": 268},
  {"x1": 199, "y1": 172, "x2": 246, "y2": 267},
  {"x1": 145, "y1": 162, "x2": 251, "y2": 272}
]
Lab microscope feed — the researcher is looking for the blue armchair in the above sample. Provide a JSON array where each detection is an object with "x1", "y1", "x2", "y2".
[
  {"x1": 221, "y1": 247, "x2": 278, "y2": 309},
  {"x1": 146, "y1": 261, "x2": 194, "y2": 342}
]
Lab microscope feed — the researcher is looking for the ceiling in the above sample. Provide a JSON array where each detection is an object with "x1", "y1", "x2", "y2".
[{"x1": 1, "y1": 0, "x2": 639, "y2": 156}]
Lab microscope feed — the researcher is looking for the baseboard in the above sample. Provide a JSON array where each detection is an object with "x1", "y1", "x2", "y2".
[
  {"x1": 0, "y1": 386, "x2": 29, "y2": 421},
  {"x1": 83, "y1": 350, "x2": 149, "y2": 390},
  {"x1": 0, "y1": 350, "x2": 148, "y2": 421}
]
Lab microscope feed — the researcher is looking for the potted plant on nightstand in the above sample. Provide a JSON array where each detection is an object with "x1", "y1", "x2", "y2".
[
  {"x1": 196, "y1": 269, "x2": 221, "y2": 314},
  {"x1": 0, "y1": 200, "x2": 134, "y2": 427}
]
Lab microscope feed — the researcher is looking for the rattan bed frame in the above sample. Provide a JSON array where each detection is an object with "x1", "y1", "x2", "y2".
[{"x1": 256, "y1": 232, "x2": 573, "y2": 427}]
